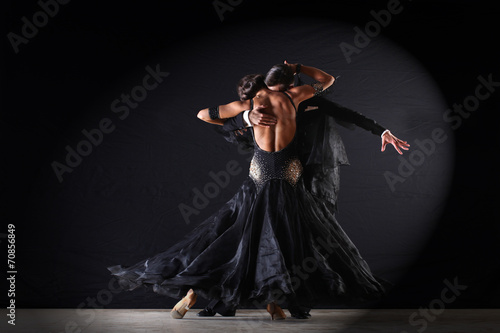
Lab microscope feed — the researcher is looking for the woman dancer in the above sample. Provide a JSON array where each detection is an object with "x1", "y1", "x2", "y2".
[
  {"x1": 107, "y1": 64, "x2": 385, "y2": 320},
  {"x1": 199, "y1": 62, "x2": 409, "y2": 318}
]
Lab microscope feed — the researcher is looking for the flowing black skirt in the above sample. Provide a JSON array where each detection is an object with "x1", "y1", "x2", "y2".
[{"x1": 107, "y1": 175, "x2": 385, "y2": 309}]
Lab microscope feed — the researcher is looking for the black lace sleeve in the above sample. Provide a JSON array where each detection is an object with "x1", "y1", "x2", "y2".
[
  {"x1": 310, "y1": 82, "x2": 326, "y2": 96},
  {"x1": 308, "y1": 75, "x2": 339, "y2": 97}
]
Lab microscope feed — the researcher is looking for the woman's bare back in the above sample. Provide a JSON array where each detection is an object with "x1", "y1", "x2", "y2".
[{"x1": 252, "y1": 89, "x2": 297, "y2": 152}]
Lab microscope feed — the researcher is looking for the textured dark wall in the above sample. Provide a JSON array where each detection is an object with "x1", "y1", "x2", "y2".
[{"x1": 3, "y1": 0, "x2": 499, "y2": 311}]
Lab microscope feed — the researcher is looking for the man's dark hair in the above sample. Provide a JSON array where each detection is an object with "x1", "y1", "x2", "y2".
[
  {"x1": 237, "y1": 74, "x2": 266, "y2": 101},
  {"x1": 265, "y1": 64, "x2": 294, "y2": 91}
]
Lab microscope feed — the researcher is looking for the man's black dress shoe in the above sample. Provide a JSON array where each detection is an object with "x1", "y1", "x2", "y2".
[
  {"x1": 198, "y1": 299, "x2": 237, "y2": 317},
  {"x1": 197, "y1": 307, "x2": 216, "y2": 317},
  {"x1": 288, "y1": 306, "x2": 311, "y2": 319},
  {"x1": 197, "y1": 307, "x2": 236, "y2": 317},
  {"x1": 218, "y1": 309, "x2": 236, "y2": 317}
]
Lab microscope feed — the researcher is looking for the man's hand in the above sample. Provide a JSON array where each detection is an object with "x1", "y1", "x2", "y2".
[
  {"x1": 249, "y1": 105, "x2": 277, "y2": 127},
  {"x1": 381, "y1": 130, "x2": 410, "y2": 155}
]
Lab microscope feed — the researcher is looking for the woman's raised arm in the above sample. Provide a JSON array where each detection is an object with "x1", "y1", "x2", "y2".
[{"x1": 286, "y1": 62, "x2": 336, "y2": 106}]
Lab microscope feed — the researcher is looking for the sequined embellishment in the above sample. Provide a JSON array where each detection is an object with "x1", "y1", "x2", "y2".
[
  {"x1": 285, "y1": 158, "x2": 303, "y2": 185},
  {"x1": 249, "y1": 141, "x2": 304, "y2": 191}
]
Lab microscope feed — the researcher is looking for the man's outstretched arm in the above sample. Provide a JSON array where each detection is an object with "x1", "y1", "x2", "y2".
[{"x1": 311, "y1": 98, "x2": 410, "y2": 154}]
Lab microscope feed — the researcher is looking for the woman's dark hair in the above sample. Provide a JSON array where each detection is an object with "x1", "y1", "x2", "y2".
[
  {"x1": 265, "y1": 64, "x2": 294, "y2": 91},
  {"x1": 237, "y1": 74, "x2": 266, "y2": 101}
]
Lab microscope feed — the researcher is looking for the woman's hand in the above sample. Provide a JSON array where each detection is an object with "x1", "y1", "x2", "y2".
[
  {"x1": 284, "y1": 60, "x2": 297, "y2": 74},
  {"x1": 381, "y1": 130, "x2": 410, "y2": 155}
]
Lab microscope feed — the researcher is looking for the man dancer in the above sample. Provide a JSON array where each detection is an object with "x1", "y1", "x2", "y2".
[
  {"x1": 197, "y1": 62, "x2": 409, "y2": 318},
  {"x1": 221, "y1": 62, "x2": 408, "y2": 212}
]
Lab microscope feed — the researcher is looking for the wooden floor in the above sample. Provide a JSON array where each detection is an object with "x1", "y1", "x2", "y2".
[{"x1": 1, "y1": 308, "x2": 499, "y2": 333}]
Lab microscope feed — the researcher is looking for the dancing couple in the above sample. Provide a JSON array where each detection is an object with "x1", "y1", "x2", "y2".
[{"x1": 107, "y1": 61, "x2": 409, "y2": 320}]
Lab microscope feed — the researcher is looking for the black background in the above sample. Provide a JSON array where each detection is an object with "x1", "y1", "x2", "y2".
[{"x1": 3, "y1": 0, "x2": 500, "y2": 311}]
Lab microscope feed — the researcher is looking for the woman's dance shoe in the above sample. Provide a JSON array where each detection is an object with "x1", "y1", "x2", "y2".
[
  {"x1": 266, "y1": 302, "x2": 286, "y2": 320},
  {"x1": 170, "y1": 289, "x2": 197, "y2": 319}
]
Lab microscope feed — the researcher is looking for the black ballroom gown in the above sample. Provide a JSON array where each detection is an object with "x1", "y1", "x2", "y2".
[{"x1": 107, "y1": 95, "x2": 385, "y2": 309}]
